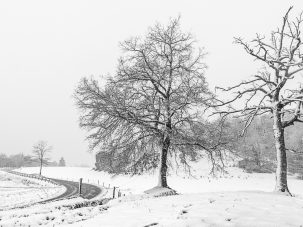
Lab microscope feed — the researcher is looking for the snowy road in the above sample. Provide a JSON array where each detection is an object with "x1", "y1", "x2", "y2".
[
  {"x1": 41, "y1": 178, "x2": 102, "y2": 202},
  {"x1": 3, "y1": 169, "x2": 103, "y2": 204}
]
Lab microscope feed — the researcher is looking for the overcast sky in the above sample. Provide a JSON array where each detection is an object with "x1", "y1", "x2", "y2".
[{"x1": 0, "y1": 0, "x2": 302, "y2": 166}]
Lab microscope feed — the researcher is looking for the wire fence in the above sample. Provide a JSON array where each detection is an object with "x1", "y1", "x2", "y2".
[
  {"x1": 3, "y1": 169, "x2": 59, "y2": 186},
  {"x1": 1, "y1": 167, "x2": 126, "y2": 199}
]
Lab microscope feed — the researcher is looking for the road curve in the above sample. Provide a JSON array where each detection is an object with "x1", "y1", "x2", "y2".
[
  {"x1": 1, "y1": 170, "x2": 103, "y2": 209},
  {"x1": 41, "y1": 178, "x2": 102, "y2": 203}
]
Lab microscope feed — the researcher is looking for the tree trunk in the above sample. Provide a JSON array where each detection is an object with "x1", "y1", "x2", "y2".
[
  {"x1": 272, "y1": 109, "x2": 291, "y2": 195},
  {"x1": 158, "y1": 135, "x2": 170, "y2": 188},
  {"x1": 39, "y1": 160, "x2": 42, "y2": 175}
]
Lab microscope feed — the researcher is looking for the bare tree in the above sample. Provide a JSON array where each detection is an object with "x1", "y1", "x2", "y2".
[
  {"x1": 32, "y1": 141, "x2": 52, "y2": 175},
  {"x1": 214, "y1": 7, "x2": 303, "y2": 195},
  {"x1": 75, "y1": 18, "x2": 228, "y2": 191}
]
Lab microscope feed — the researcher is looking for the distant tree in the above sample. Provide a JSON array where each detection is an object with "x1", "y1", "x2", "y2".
[
  {"x1": 0, "y1": 153, "x2": 37, "y2": 168},
  {"x1": 32, "y1": 141, "x2": 52, "y2": 175},
  {"x1": 0, "y1": 154, "x2": 9, "y2": 167},
  {"x1": 285, "y1": 123, "x2": 303, "y2": 176},
  {"x1": 11, "y1": 154, "x2": 26, "y2": 168},
  {"x1": 75, "y1": 18, "x2": 228, "y2": 190},
  {"x1": 229, "y1": 116, "x2": 276, "y2": 172},
  {"x1": 214, "y1": 7, "x2": 303, "y2": 195},
  {"x1": 23, "y1": 155, "x2": 36, "y2": 167},
  {"x1": 58, "y1": 157, "x2": 66, "y2": 166}
]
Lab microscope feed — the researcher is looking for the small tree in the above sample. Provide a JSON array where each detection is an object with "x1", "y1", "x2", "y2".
[
  {"x1": 215, "y1": 7, "x2": 303, "y2": 195},
  {"x1": 59, "y1": 157, "x2": 66, "y2": 167},
  {"x1": 32, "y1": 141, "x2": 52, "y2": 175},
  {"x1": 75, "y1": 18, "x2": 228, "y2": 191}
]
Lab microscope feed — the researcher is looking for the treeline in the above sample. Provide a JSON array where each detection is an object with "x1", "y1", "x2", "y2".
[
  {"x1": 229, "y1": 115, "x2": 303, "y2": 176},
  {"x1": 0, "y1": 153, "x2": 65, "y2": 168},
  {"x1": 95, "y1": 115, "x2": 303, "y2": 177}
]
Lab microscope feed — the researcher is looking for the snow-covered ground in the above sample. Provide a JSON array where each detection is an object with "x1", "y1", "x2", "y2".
[
  {"x1": 0, "y1": 196, "x2": 107, "y2": 226},
  {"x1": 17, "y1": 164, "x2": 303, "y2": 196},
  {"x1": 0, "y1": 170, "x2": 65, "y2": 210},
  {"x1": 0, "y1": 163, "x2": 301, "y2": 226},
  {"x1": 71, "y1": 191, "x2": 303, "y2": 227}
]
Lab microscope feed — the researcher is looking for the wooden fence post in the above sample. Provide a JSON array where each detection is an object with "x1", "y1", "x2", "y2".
[
  {"x1": 79, "y1": 178, "x2": 83, "y2": 196},
  {"x1": 113, "y1": 186, "x2": 116, "y2": 198}
]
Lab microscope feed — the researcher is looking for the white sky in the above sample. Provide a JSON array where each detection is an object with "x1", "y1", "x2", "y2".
[{"x1": 0, "y1": 0, "x2": 302, "y2": 166}]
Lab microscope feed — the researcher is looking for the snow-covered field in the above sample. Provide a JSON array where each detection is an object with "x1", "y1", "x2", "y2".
[
  {"x1": 0, "y1": 196, "x2": 107, "y2": 226},
  {"x1": 5, "y1": 164, "x2": 301, "y2": 226},
  {"x1": 72, "y1": 191, "x2": 303, "y2": 227},
  {"x1": 0, "y1": 170, "x2": 65, "y2": 210},
  {"x1": 17, "y1": 164, "x2": 303, "y2": 196}
]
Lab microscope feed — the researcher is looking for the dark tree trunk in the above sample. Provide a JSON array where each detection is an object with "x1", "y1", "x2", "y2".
[
  {"x1": 272, "y1": 108, "x2": 291, "y2": 195},
  {"x1": 158, "y1": 135, "x2": 170, "y2": 188},
  {"x1": 39, "y1": 159, "x2": 42, "y2": 175}
]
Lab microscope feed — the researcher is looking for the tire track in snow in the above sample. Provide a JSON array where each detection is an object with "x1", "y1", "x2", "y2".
[{"x1": 41, "y1": 178, "x2": 102, "y2": 203}]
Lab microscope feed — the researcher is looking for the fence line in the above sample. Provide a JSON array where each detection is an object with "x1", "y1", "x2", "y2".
[
  {"x1": 1, "y1": 168, "x2": 127, "y2": 199},
  {"x1": 3, "y1": 169, "x2": 59, "y2": 186}
]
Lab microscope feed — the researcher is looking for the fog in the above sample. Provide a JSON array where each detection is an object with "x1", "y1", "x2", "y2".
[{"x1": 0, "y1": 0, "x2": 302, "y2": 166}]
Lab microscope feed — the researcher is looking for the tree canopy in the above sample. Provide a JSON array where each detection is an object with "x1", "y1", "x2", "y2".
[{"x1": 75, "y1": 18, "x2": 229, "y2": 188}]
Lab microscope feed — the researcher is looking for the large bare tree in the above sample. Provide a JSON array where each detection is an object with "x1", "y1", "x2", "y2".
[
  {"x1": 75, "y1": 18, "x2": 228, "y2": 191},
  {"x1": 32, "y1": 140, "x2": 52, "y2": 175},
  {"x1": 214, "y1": 7, "x2": 303, "y2": 195}
]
